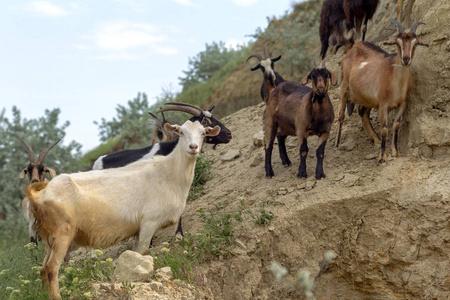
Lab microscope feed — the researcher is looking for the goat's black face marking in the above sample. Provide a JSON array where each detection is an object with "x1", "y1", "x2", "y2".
[{"x1": 189, "y1": 115, "x2": 231, "y2": 145}]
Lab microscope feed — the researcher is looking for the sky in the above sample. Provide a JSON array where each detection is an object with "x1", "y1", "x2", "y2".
[{"x1": 0, "y1": 0, "x2": 295, "y2": 151}]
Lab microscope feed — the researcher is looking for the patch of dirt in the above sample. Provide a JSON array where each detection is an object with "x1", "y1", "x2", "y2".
[{"x1": 177, "y1": 95, "x2": 450, "y2": 299}]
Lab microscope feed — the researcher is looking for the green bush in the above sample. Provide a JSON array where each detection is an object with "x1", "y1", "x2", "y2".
[{"x1": 188, "y1": 155, "x2": 211, "y2": 201}]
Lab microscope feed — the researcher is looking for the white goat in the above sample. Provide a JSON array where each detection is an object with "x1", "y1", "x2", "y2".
[{"x1": 25, "y1": 120, "x2": 220, "y2": 300}]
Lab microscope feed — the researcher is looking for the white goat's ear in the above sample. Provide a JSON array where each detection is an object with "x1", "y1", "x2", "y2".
[
  {"x1": 44, "y1": 167, "x2": 56, "y2": 178},
  {"x1": 205, "y1": 126, "x2": 221, "y2": 137},
  {"x1": 19, "y1": 169, "x2": 27, "y2": 179},
  {"x1": 163, "y1": 123, "x2": 181, "y2": 136}
]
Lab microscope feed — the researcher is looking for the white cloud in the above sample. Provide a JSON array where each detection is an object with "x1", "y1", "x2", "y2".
[
  {"x1": 25, "y1": 1, "x2": 68, "y2": 17},
  {"x1": 232, "y1": 0, "x2": 258, "y2": 7},
  {"x1": 79, "y1": 21, "x2": 179, "y2": 60},
  {"x1": 173, "y1": 0, "x2": 194, "y2": 6}
]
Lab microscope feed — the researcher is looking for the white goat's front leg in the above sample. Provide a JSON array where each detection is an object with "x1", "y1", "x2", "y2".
[{"x1": 136, "y1": 220, "x2": 158, "y2": 254}]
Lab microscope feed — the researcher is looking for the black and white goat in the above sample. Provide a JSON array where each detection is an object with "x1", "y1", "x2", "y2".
[
  {"x1": 247, "y1": 52, "x2": 285, "y2": 102},
  {"x1": 92, "y1": 102, "x2": 232, "y2": 238}
]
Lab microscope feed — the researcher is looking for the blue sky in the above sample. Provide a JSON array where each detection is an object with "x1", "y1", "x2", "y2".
[{"x1": 0, "y1": 0, "x2": 295, "y2": 151}]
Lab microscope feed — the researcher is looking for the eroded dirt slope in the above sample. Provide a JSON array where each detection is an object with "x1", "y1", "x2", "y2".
[{"x1": 178, "y1": 91, "x2": 450, "y2": 299}]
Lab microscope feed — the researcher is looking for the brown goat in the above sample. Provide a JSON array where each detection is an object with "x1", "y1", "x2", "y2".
[
  {"x1": 336, "y1": 21, "x2": 429, "y2": 163},
  {"x1": 17, "y1": 136, "x2": 61, "y2": 244},
  {"x1": 264, "y1": 68, "x2": 335, "y2": 179},
  {"x1": 148, "y1": 111, "x2": 178, "y2": 145},
  {"x1": 17, "y1": 137, "x2": 60, "y2": 183}
]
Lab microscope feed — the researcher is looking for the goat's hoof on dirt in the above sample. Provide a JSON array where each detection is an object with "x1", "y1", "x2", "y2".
[
  {"x1": 282, "y1": 161, "x2": 292, "y2": 167},
  {"x1": 265, "y1": 170, "x2": 275, "y2": 178},
  {"x1": 315, "y1": 173, "x2": 326, "y2": 180},
  {"x1": 297, "y1": 172, "x2": 307, "y2": 178}
]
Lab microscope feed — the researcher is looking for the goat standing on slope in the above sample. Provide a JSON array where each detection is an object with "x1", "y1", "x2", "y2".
[
  {"x1": 92, "y1": 102, "x2": 232, "y2": 239},
  {"x1": 264, "y1": 68, "x2": 335, "y2": 179},
  {"x1": 26, "y1": 120, "x2": 220, "y2": 300},
  {"x1": 336, "y1": 21, "x2": 429, "y2": 163}
]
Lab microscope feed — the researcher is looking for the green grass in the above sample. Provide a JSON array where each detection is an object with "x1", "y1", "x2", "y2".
[
  {"x1": 188, "y1": 155, "x2": 212, "y2": 201},
  {"x1": 254, "y1": 209, "x2": 274, "y2": 225},
  {"x1": 152, "y1": 211, "x2": 239, "y2": 281},
  {"x1": 0, "y1": 220, "x2": 113, "y2": 300}
]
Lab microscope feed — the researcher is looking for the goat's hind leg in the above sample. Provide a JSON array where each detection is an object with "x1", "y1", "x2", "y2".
[
  {"x1": 378, "y1": 106, "x2": 389, "y2": 164},
  {"x1": 336, "y1": 83, "x2": 348, "y2": 147},
  {"x1": 277, "y1": 135, "x2": 291, "y2": 167},
  {"x1": 42, "y1": 234, "x2": 73, "y2": 300},
  {"x1": 360, "y1": 107, "x2": 380, "y2": 144},
  {"x1": 391, "y1": 102, "x2": 406, "y2": 157},
  {"x1": 297, "y1": 136, "x2": 308, "y2": 178}
]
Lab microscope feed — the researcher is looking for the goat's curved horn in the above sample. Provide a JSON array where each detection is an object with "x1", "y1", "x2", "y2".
[
  {"x1": 391, "y1": 19, "x2": 404, "y2": 33},
  {"x1": 37, "y1": 138, "x2": 62, "y2": 164},
  {"x1": 160, "y1": 111, "x2": 166, "y2": 122},
  {"x1": 15, "y1": 135, "x2": 35, "y2": 162},
  {"x1": 165, "y1": 101, "x2": 204, "y2": 111},
  {"x1": 157, "y1": 104, "x2": 202, "y2": 117},
  {"x1": 148, "y1": 112, "x2": 162, "y2": 125},
  {"x1": 246, "y1": 54, "x2": 263, "y2": 63},
  {"x1": 411, "y1": 21, "x2": 425, "y2": 34},
  {"x1": 271, "y1": 55, "x2": 282, "y2": 63}
]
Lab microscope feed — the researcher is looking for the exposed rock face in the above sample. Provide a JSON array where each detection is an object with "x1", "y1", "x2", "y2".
[{"x1": 113, "y1": 251, "x2": 154, "y2": 282}]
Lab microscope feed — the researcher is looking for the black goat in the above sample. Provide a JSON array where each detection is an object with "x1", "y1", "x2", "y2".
[
  {"x1": 92, "y1": 102, "x2": 232, "y2": 239},
  {"x1": 320, "y1": 0, "x2": 379, "y2": 60},
  {"x1": 247, "y1": 53, "x2": 285, "y2": 102}
]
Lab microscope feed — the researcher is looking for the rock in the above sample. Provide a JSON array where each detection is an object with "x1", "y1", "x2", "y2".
[
  {"x1": 253, "y1": 131, "x2": 264, "y2": 147},
  {"x1": 365, "y1": 153, "x2": 377, "y2": 160},
  {"x1": 150, "y1": 281, "x2": 164, "y2": 292},
  {"x1": 278, "y1": 187, "x2": 288, "y2": 195},
  {"x1": 160, "y1": 247, "x2": 170, "y2": 253},
  {"x1": 418, "y1": 145, "x2": 433, "y2": 159},
  {"x1": 220, "y1": 149, "x2": 240, "y2": 161},
  {"x1": 114, "y1": 250, "x2": 154, "y2": 282},
  {"x1": 340, "y1": 138, "x2": 356, "y2": 151},
  {"x1": 155, "y1": 266, "x2": 173, "y2": 281},
  {"x1": 343, "y1": 174, "x2": 359, "y2": 187},
  {"x1": 305, "y1": 179, "x2": 316, "y2": 191}
]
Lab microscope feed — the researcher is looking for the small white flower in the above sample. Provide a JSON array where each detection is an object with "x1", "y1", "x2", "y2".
[
  {"x1": 268, "y1": 261, "x2": 288, "y2": 281},
  {"x1": 323, "y1": 250, "x2": 337, "y2": 264}
]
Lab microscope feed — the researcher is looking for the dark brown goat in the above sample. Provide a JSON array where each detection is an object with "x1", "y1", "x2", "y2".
[
  {"x1": 264, "y1": 68, "x2": 335, "y2": 179},
  {"x1": 320, "y1": 0, "x2": 379, "y2": 60}
]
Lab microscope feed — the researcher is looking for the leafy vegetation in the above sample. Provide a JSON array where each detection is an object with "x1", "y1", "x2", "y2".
[
  {"x1": 0, "y1": 221, "x2": 114, "y2": 300},
  {"x1": 188, "y1": 155, "x2": 212, "y2": 201},
  {"x1": 255, "y1": 209, "x2": 274, "y2": 225},
  {"x1": 153, "y1": 211, "x2": 240, "y2": 280}
]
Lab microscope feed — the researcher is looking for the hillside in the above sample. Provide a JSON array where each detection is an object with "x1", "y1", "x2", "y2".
[{"x1": 106, "y1": 0, "x2": 450, "y2": 299}]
